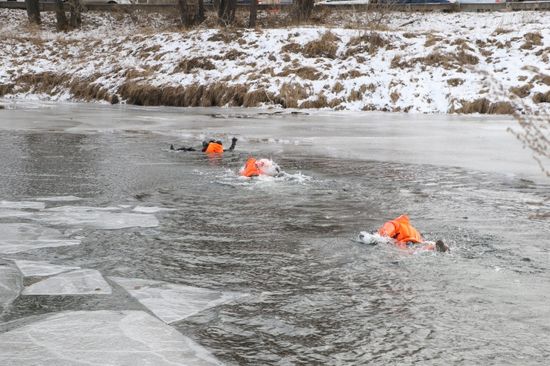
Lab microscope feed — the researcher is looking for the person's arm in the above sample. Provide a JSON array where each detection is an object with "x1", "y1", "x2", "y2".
[
  {"x1": 170, "y1": 144, "x2": 196, "y2": 152},
  {"x1": 225, "y1": 137, "x2": 238, "y2": 152}
]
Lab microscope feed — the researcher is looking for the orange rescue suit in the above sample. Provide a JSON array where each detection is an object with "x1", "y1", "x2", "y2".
[
  {"x1": 241, "y1": 158, "x2": 261, "y2": 177},
  {"x1": 378, "y1": 215, "x2": 423, "y2": 244},
  {"x1": 205, "y1": 142, "x2": 224, "y2": 154}
]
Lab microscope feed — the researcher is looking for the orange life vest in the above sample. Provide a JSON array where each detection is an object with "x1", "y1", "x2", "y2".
[
  {"x1": 241, "y1": 158, "x2": 260, "y2": 177},
  {"x1": 378, "y1": 215, "x2": 423, "y2": 244},
  {"x1": 205, "y1": 142, "x2": 224, "y2": 154}
]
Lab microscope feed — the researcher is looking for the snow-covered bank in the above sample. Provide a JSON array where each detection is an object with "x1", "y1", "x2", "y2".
[{"x1": 1, "y1": 9, "x2": 549, "y2": 113}]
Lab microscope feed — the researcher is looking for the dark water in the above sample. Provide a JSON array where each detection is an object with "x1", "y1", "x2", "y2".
[{"x1": 0, "y1": 105, "x2": 549, "y2": 365}]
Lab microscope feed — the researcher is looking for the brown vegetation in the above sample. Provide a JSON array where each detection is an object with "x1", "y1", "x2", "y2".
[
  {"x1": 509, "y1": 84, "x2": 532, "y2": 98},
  {"x1": 277, "y1": 66, "x2": 322, "y2": 80},
  {"x1": 447, "y1": 78, "x2": 464, "y2": 87},
  {"x1": 521, "y1": 32, "x2": 543, "y2": 50},
  {"x1": 174, "y1": 57, "x2": 215, "y2": 73},
  {"x1": 345, "y1": 32, "x2": 387, "y2": 58},
  {"x1": 279, "y1": 82, "x2": 310, "y2": 108},
  {"x1": 532, "y1": 91, "x2": 550, "y2": 104},
  {"x1": 302, "y1": 32, "x2": 339, "y2": 59},
  {"x1": 450, "y1": 98, "x2": 515, "y2": 114}
]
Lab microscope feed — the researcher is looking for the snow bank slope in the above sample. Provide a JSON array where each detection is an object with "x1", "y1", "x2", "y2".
[{"x1": 1, "y1": 9, "x2": 549, "y2": 113}]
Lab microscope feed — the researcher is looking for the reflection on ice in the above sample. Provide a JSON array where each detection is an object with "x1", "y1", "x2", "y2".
[
  {"x1": 36, "y1": 206, "x2": 159, "y2": 230},
  {"x1": 15, "y1": 260, "x2": 80, "y2": 277},
  {"x1": 0, "y1": 310, "x2": 222, "y2": 366},
  {"x1": 22, "y1": 269, "x2": 111, "y2": 295},
  {"x1": 0, "y1": 223, "x2": 80, "y2": 254},
  {"x1": 111, "y1": 277, "x2": 242, "y2": 324},
  {"x1": 0, "y1": 262, "x2": 22, "y2": 312}
]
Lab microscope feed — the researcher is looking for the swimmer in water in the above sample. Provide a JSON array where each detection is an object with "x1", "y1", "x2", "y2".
[
  {"x1": 360, "y1": 215, "x2": 449, "y2": 252},
  {"x1": 170, "y1": 137, "x2": 238, "y2": 154},
  {"x1": 240, "y1": 157, "x2": 281, "y2": 178}
]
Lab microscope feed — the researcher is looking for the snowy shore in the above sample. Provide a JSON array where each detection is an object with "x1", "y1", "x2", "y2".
[{"x1": 1, "y1": 9, "x2": 549, "y2": 113}]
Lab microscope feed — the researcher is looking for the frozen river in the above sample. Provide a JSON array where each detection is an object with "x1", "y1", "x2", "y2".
[{"x1": 0, "y1": 102, "x2": 549, "y2": 365}]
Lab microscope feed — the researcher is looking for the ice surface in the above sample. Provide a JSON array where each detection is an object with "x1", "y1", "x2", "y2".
[
  {"x1": 133, "y1": 206, "x2": 176, "y2": 213},
  {"x1": 34, "y1": 196, "x2": 82, "y2": 202},
  {"x1": 0, "y1": 200, "x2": 45, "y2": 210},
  {"x1": 36, "y1": 206, "x2": 159, "y2": 229},
  {"x1": 0, "y1": 310, "x2": 222, "y2": 365},
  {"x1": 0, "y1": 263, "x2": 22, "y2": 311},
  {"x1": 0, "y1": 223, "x2": 81, "y2": 254},
  {"x1": 0, "y1": 209, "x2": 34, "y2": 219},
  {"x1": 15, "y1": 260, "x2": 80, "y2": 277},
  {"x1": 22, "y1": 269, "x2": 112, "y2": 295},
  {"x1": 111, "y1": 277, "x2": 242, "y2": 324}
]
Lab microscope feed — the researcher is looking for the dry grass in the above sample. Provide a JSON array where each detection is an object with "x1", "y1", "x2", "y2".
[
  {"x1": 0, "y1": 84, "x2": 14, "y2": 96},
  {"x1": 532, "y1": 91, "x2": 550, "y2": 104},
  {"x1": 345, "y1": 32, "x2": 388, "y2": 58},
  {"x1": 347, "y1": 88, "x2": 363, "y2": 102},
  {"x1": 447, "y1": 78, "x2": 465, "y2": 87},
  {"x1": 339, "y1": 69, "x2": 365, "y2": 79},
  {"x1": 390, "y1": 91, "x2": 400, "y2": 103},
  {"x1": 299, "y1": 93, "x2": 329, "y2": 109},
  {"x1": 424, "y1": 34, "x2": 442, "y2": 48},
  {"x1": 281, "y1": 43, "x2": 302, "y2": 53},
  {"x1": 493, "y1": 27, "x2": 512, "y2": 36},
  {"x1": 302, "y1": 32, "x2": 340, "y2": 59},
  {"x1": 279, "y1": 82, "x2": 310, "y2": 108},
  {"x1": 451, "y1": 98, "x2": 515, "y2": 114},
  {"x1": 277, "y1": 66, "x2": 322, "y2": 80},
  {"x1": 332, "y1": 82, "x2": 344, "y2": 94},
  {"x1": 509, "y1": 84, "x2": 533, "y2": 98},
  {"x1": 174, "y1": 57, "x2": 215, "y2": 73},
  {"x1": 521, "y1": 32, "x2": 543, "y2": 50}
]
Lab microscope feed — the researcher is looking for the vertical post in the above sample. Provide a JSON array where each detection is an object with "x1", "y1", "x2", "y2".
[
  {"x1": 68, "y1": 0, "x2": 82, "y2": 28},
  {"x1": 196, "y1": 0, "x2": 205, "y2": 24}
]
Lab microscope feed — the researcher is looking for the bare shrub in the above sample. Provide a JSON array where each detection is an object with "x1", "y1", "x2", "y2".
[
  {"x1": 339, "y1": 69, "x2": 365, "y2": 79},
  {"x1": 302, "y1": 32, "x2": 339, "y2": 59},
  {"x1": 0, "y1": 84, "x2": 15, "y2": 96},
  {"x1": 174, "y1": 57, "x2": 215, "y2": 73},
  {"x1": 390, "y1": 91, "x2": 400, "y2": 103},
  {"x1": 348, "y1": 88, "x2": 363, "y2": 102}
]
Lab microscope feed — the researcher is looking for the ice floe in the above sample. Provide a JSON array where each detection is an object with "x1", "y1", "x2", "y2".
[
  {"x1": 22, "y1": 269, "x2": 111, "y2": 295},
  {"x1": 0, "y1": 200, "x2": 45, "y2": 210},
  {"x1": 0, "y1": 223, "x2": 80, "y2": 254},
  {"x1": 133, "y1": 206, "x2": 176, "y2": 213},
  {"x1": 35, "y1": 206, "x2": 159, "y2": 229},
  {"x1": 34, "y1": 196, "x2": 82, "y2": 202},
  {"x1": 15, "y1": 260, "x2": 80, "y2": 277},
  {"x1": 0, "y1": 310, "x2": 222, "y2": 366},
  {"x1": 111, "y1": 277, "x2": 242, "y2": 324},
  {"x1": 0, "y1": 262, "x2": 22, "y2": 311}
]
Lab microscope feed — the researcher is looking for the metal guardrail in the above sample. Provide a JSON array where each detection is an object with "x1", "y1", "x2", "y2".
[{"x1": 1, "y1": 0, "x2": 550, "y2": 11}]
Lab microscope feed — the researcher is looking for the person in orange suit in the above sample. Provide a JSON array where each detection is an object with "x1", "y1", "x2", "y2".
[
  {"x1": 239, "y1": 157, "x2": 281, "y2": 178},
  {"x1": 378, "y1": 215, "x2": 449, "y2": 252},
  {"x1": 170, "y1": 137, "x2": 237, "y2": 153}
]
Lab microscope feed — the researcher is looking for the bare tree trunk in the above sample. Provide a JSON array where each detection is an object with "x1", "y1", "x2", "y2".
[
  {"x1": 248, "y1": 0, "x2": 258, "y2": 28},
  {"x1": 25, "y1": 0, "x2": 41, "y2": 25},
  {"x1": 68, "y1": 0, "x2": 82, "y2": 28},
  {"x1": 218, "y1": 0, "x2": 236, "y2": 25},
  {"x1": 55, "y1": 0, "x2": 68, "y2": 31},
  {"x1": 178, "y1": 0, "x2": 193, "y2": 27},
  {"x1": 195, "y1": 0, "x2": 205, "y2": 24},
  {"x1": 292, "y1": 0, "x2": 314, "y2": 23}
]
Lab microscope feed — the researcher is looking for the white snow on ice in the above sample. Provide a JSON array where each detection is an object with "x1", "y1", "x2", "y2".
[
  {"x1": 110, "y1": 277, "x2": 243, "y2": 324},
  {"x1": 0, "y1": 310, "x2": 222, "y2": 366},
  {"x1": 0, "y1": 200, "x2": 45, "y2": 210},
  {"x1": 14, "y1": 260, "x2": 80, "y2": 277},
  {"x1": 22, "y1": 269, "x2": 112, "y2": 295},
  {"x1": 0, "y1": 263, "x2": 22, "y2": 311}
]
